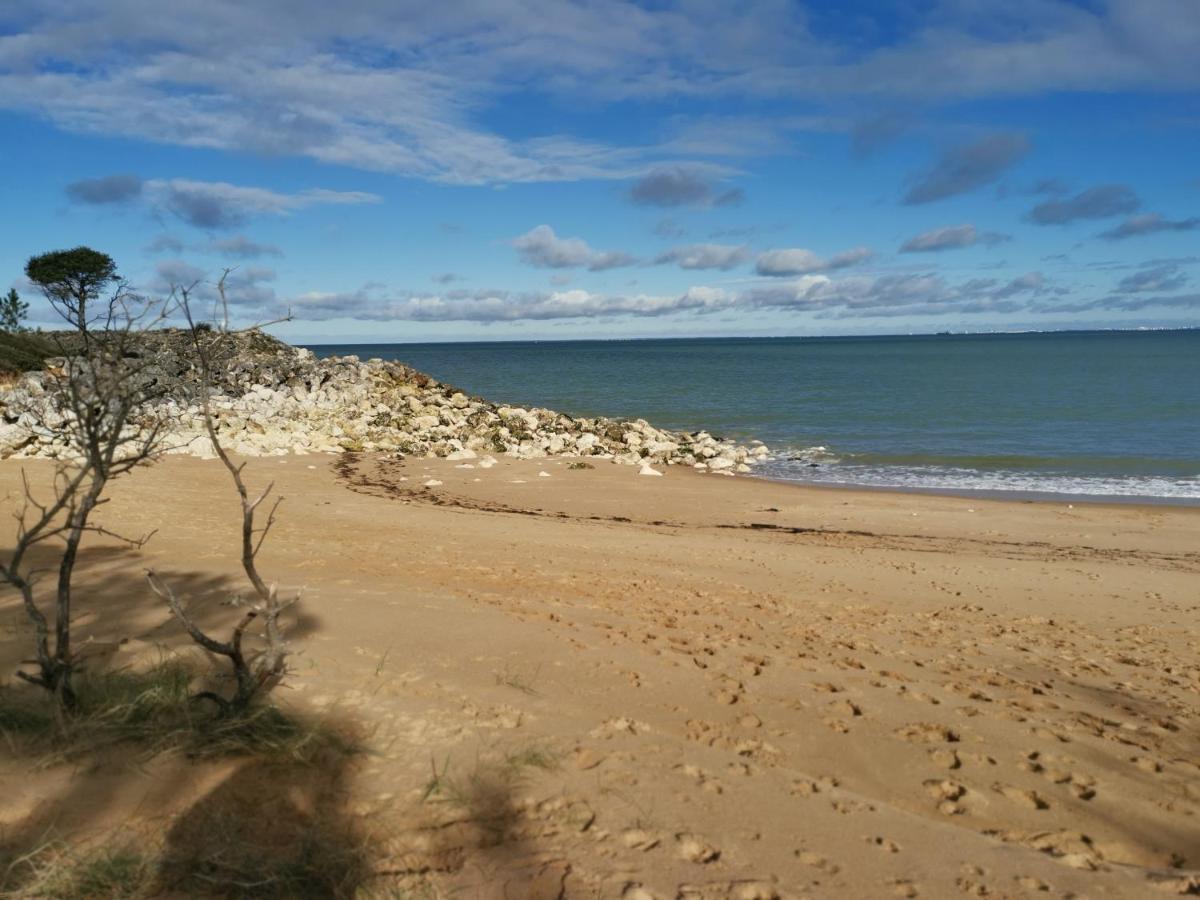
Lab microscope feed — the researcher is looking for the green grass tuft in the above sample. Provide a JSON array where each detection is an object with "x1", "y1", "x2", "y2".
[
  {"x1": 0, "y1": 839, "x2": 153, "y2": 899},
  {"x1": 0, "y1": 659, "x2": 357, "y2": 766}
]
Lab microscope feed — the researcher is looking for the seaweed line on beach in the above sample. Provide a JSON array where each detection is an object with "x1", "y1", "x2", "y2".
[{"x1": 333, "y1": 453, "x2": 1200, "y2": 575}]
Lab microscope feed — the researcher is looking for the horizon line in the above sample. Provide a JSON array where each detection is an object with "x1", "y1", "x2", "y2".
[{"x1": 296, "y1": 325, "x2": 1200, "y2": 347}]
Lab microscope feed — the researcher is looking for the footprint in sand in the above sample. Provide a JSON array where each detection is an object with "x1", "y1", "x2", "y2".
[
  {"x1": 796, "y1": 850, "x2": 840, "y2": 874},
  {"x1": 1131, "y1": 755, "x2": 1162, "y2": 774},
  {"x1": 621, "y1": 829, "x2": 661, "y2": 851},
  {"x1": 895, "y1": 723, "x2": 959, "y2": 743},
  {"x1": 924, "y1": 779, "x2": 967, "y2": 815},
  {"x1": 868, "y1": 836, "x2": 901, "y2": 853},
  {"x1": 791, "y1": 778, "x2": 822, "y2": 797},
  {"x1": 928, "y1": 748, "x2": 961, "y2": 769},
  {"x1": 992, "y1": 783, "x2": 1049, "y2": 810},
  {"x1": 828, "y1": 698, "x2": 862, "y2": 718},
  {"x1": 676, "y1": 763, "x2": 725, "y2": 794},
  {"x1": 676, "y1": 833, "x2": 720, "y2": 863}
]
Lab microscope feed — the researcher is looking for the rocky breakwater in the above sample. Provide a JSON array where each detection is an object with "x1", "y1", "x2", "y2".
[{"x1": 0, "y1": 330, "x2": 771, "y2": 471}]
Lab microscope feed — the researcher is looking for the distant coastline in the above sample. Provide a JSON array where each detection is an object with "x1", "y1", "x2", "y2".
[{"x1": 300, "y1": 325, "x2": 1200, "y2": 347}]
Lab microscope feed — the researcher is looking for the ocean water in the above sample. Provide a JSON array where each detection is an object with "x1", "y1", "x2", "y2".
[{"x1": 307, "y1": 331, "x2": 1200, "y2": 503}]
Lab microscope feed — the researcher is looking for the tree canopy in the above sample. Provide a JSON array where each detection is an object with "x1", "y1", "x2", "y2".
[{"x1": 25, "y1": 247, "x2": 118, "y2": 324}]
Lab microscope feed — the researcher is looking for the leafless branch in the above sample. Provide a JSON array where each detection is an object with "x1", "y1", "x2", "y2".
[{"x1": 140, "y1": 283, "x2": 296, "y2": 716}]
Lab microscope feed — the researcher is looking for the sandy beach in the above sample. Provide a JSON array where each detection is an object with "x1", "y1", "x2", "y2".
[{"x1": 1, "y1": 454, "x2": 1198, "y2": 898}]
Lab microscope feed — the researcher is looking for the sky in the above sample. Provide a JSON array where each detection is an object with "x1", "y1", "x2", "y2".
[{"x1": 1, "y1": 0, "x2": 1198, "y2": 343}]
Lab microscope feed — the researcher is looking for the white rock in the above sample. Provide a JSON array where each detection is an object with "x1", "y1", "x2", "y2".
[{"x1": 638, "y1": 464, "x2": 663, "y2": 477}]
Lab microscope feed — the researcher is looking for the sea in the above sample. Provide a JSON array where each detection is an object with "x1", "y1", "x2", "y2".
[{"x1": 306, "y1": 330, "x2": 1200, "y2": 504}]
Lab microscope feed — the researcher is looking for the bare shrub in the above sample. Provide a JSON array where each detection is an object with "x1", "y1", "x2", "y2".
[
  {"x1": 1, "y1": 250, "x2": 172, "y2": 709},
  {"x1": 146, "y1": 275, "x2": 295, "y2": 718}
]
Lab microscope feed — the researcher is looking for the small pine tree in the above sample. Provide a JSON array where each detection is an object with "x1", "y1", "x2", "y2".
[{"x1": 0, "y1": 288, "x2": 27, "y2": 331}]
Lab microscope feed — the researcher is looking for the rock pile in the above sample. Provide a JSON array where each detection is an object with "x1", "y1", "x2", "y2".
[{"x1": 0, "y1": 330, "x2": 771, "y2": 471}]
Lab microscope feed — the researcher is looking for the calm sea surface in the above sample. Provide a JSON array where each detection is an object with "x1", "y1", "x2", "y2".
[{"x1": 307, "y1": 331, "x2": 1200, "y2": 503}]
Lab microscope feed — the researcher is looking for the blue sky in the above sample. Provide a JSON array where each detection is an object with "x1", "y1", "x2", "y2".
[{"x1": 1, "y1": 0, "x2": 1198, "y2": 342}]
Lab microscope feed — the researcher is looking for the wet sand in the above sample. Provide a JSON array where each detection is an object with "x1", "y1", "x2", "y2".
[{"x1": 1, "y1": 453, "x2": 1198, "y2": 898}]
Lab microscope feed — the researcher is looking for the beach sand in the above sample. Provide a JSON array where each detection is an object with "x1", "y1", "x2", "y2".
[{"x1": 1, "y1": 454, "x2": 1198, "y2": 898}]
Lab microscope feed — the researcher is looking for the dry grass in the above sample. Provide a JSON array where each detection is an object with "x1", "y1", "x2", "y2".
[
  {"x1": 0, "y1": 659, "x2": 357, "y2": 765},
  {"x1": 2, "y1": 811, "x2": 376, "y2": 899},
  {"x1": 422, "y1": 742, "x2": 558, "y2": 846},
  {"x1": 0, "y1": 666, "x2": 369, "y2": 897},
  {"x1": 0, "y1": 837, "x2": 152, "y2": 899}
]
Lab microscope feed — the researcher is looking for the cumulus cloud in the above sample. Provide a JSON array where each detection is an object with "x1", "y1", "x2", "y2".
[
  {"x1": 1099, "y1": 212, "x2": 1200, "y2": 240},
  {"x1": 755, "y1": 246, "x2": 873, "y2": 277},
  {"x1": 1115, "y1": 264, "x2": 1188, "y2": 293},
  {"x1": 628, "y1": 167, "x2": 742, "y2": 208},
  {"x1": 170, "y1": 255, "x2": 1191, "y2": 326},
  {"x1": 743, "y1": 269, "x2": 1048, "y2": 319},
  {"x1": 1027, "y1": 184, "x2": 1140, "y2": 225},
  {"x1": 145, "y1": 179, "x2": 380, "y2": 229},
  {"x1": 899, "y1": 224, "x2": 1010, "y2": 253},
  {"x1": 903, "y1": 133, "x2": 1030, "y2": 204},
  {"x1": 511, "y1": 225, "x2": 636, "y2": 271},
  {"x1": 654, "y1": 243, "x2": 749, "y2": 270},
  {"x1": 65, "y1": 174, "x2": 143, "y2": 204}
]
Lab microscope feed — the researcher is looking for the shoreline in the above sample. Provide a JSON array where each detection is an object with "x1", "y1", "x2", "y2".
[{"x1": 750, "y1": 470, "x2": 1200, "y2": 509}]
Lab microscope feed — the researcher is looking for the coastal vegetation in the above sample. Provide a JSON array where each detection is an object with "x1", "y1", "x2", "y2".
[
  {"x1": 0, "y1": 290, "x2": 26, "y2": 333},
  {"x1": 0, "y1": 252, "x2": 358, "y2": 896}
]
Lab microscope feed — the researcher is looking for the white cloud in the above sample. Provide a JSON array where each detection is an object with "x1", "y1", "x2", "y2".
[
  {"x1": 144, "y1": 179, "x2": 379, "y2": 229},
  {"x1": 511, "y1": 225, "x2": 637, "y2": 271},
  {"x1": 4, "y1": 2, "x2": 1196, "y2": 185},
  {"x1": 755, "y1": 246, "x2": 873, "y2": 276},
  {"x1": 286, "y1": 285, "x2": 734, "y2": 322},
  {"x1": 224, "y1": 267, "x2": 1074, "y2": 325},
  {"x1": 654, "y1": 243, "x2": 749, "y2": 270},
  {"x1": 899, "y1": 223, "x2": 1010, "y2": 253}
]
